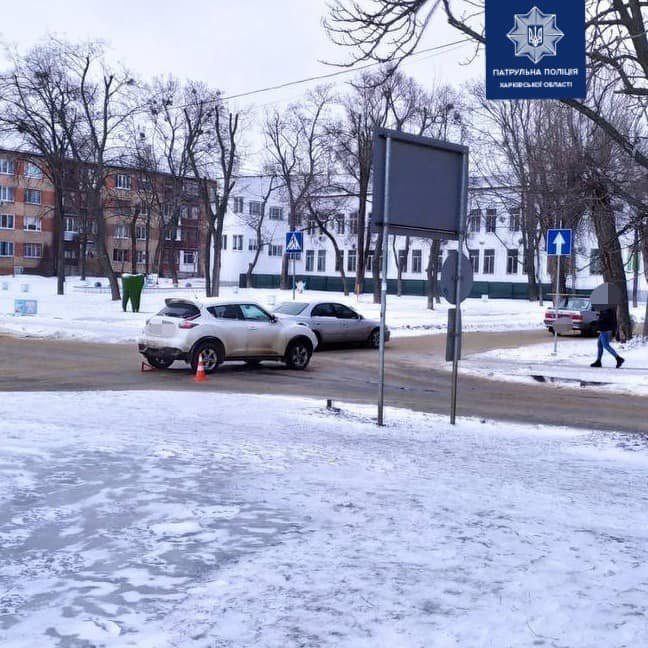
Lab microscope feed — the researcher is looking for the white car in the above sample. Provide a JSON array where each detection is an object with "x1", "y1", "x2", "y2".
[
  {"x1": 273, "y1": 301, "x2": 389, "y2": 348},
  {"x1": 138, "y1": 298, "x2": 319, "y2": 373}
]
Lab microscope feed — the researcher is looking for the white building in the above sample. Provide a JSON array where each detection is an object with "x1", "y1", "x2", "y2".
[{"x1": 218, "y1": 175, "x2": 646, "y2": 300}]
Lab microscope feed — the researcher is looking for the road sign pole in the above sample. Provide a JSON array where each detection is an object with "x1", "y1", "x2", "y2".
[
  {"x1": 292, "y1": 255, "x2": 296, "y2": 301},
  {"x1": 450, "y1": 151, "x2": 469, "y2": 425},
  {"x1": 378, "y1": 136, "x2": 392, "y2": 427},
  {"x1": 553, "y1": 253, "x2": 561, "y2": 355}
]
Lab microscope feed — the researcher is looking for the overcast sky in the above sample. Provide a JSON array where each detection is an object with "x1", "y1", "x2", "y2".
[{"x1": 1, "y1": 1, "x2": 482, "y2": 168}]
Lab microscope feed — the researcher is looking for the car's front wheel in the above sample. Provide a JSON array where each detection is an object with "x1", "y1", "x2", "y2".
[
  {"x1": 285, "y1": 339, "x2": 312, "y2": 370},
  {"x1": 191, "y1": 341, "x2": 223, "y2": 374},
  {"x1": 145, "y1": 354, "x2": 174, "y2": 370}
]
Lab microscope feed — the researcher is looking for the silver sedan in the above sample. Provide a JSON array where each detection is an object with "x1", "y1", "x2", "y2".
[{"x1": 273, "y1": 301, "x2": 389, "y2": 348}]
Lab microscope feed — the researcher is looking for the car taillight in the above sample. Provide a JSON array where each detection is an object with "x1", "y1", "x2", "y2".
[
  {"x1": 544, "y1": 312, "x2": 555, "y2": 319},
  {"x1": 572, "y1": 314, "x2": 583, "y2": 321},
  {"x1": 179, "y1": 320, "x2": 199, "y2": 329}
]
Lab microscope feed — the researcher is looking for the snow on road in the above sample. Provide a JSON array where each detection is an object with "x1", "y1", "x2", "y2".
[
  {"x1": 0, "y1": 275, "x2": 551, "y2": 343},
  {"x1": 1, "y1": 391, "x2": 647, "y2": 647}
]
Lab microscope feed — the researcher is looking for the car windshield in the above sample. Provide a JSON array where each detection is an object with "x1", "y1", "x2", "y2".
[
  {"x1": 274, "y1": 302, "x2": 308, "y2": 315},
  {"x1": 563, "y1": 298, "x2": 590, "y2": 311}
]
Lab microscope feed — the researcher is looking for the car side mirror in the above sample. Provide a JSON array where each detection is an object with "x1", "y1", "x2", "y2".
[{"x1": 270, "y1": 314, "x2": 278, "y2": 323}]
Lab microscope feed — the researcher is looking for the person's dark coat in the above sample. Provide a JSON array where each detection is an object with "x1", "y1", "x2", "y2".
[{"x1": 598, "y1": 308, "x2": 617, "y2": 333}]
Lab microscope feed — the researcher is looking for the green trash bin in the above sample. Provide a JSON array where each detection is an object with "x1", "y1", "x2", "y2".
[{"x1": 121, "y1": 273, "x2": 145, "y2": 312}]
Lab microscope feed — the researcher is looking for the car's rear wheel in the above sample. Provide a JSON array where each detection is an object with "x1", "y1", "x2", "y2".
[
  {"x1": 285, "y1": 339, "x2": 312, "y2": 370},
  {"x1": 191, "y1": 341, "x2": 223, "y2": 374},
  {"x1": 145, "y1": 354, "x2": 174, "y2": 370},
  {"x1": 368, "y1": 328, "x2": 381, "y2": 349}
]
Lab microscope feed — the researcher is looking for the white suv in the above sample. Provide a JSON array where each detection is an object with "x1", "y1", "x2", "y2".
[{"x1": 138, "y1": 298, "x2": 319, "y2": 373}]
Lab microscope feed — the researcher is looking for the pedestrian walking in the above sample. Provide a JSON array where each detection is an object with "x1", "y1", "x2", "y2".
[{"x1": 590, "y1": 307, "x2": 625, "y2": 368}]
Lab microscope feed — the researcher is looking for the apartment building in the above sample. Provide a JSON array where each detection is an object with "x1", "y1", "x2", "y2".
[
  {"x1": 0, "y1": 148, "x2": 208, "y2": 279},
  {"x1": 218, "y1": 175, "x2": 646, "y2": 299}
]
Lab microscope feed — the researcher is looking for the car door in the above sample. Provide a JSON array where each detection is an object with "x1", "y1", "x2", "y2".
[
  {"x1": 309, "y1": 303, "x2": 340, "y2": 343},
  {"x1": 206, "y1": 304, "x2": 247, "y2": 356},
  {"x1": 240, "y1": 303, "x2": 278, "y2": 356},
  {"x1": 332, "y1": 303, "x2": 367, "y2": 342}
]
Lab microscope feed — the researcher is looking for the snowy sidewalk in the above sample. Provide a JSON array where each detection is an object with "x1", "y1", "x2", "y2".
[
  {"x1": 1, "y1": 391, "x2": 647, "y2": 647},
  {"x1": 455, "y1": 337, "x2": 648, "y2": 396}
]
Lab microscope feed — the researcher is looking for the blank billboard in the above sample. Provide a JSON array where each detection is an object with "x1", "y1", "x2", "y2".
[{"x1": 372, "y1": 128, "x2": 468, "y2": 239}]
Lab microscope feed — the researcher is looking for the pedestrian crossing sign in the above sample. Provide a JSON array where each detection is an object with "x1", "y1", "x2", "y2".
[{"x1": 285, "y1": 231, "x2": 303, "y2": 255}]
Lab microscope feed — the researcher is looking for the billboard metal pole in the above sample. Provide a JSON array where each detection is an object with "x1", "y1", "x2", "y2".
[
  {"x1": 450, "y1": 151, "x2": 469, "y2": 425},
  {"x1": 377, "y1": 136, "x2": 392, "y2": 427},
  {"x1": 552, "y1": 253, "x2": 560, "y2": 355}
]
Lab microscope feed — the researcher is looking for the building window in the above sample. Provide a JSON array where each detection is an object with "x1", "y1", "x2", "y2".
[
  {"x1": 347, "y1": 249, "x2": 357, "y2": 273},
  {"x1": 0, "y1": 241, "x2": 15, "y2": 256},
  {"x1": 305, "y1": 249, "x2": 315, "y2": 272},
  {"x1": 136, "y1": 250, "x2": 146, "y2": 264},
  {"x1": 468, "y1": 249, "x2": 479, "y2": 273},
  {"x1": 268, "y1": 244, "x2": 283, "y2": 257},
  {"x1": 191, "y1": 206, "x2": 199, "y2": 219},
  {"x1": 349, "y1": 212, "x2": 358, "y2": 235},
  {"x1": 233, "y1": 234, "x2": 243, "y2": 250},
  {"x1": 366, "y1": 251, "x2": 374, "y2": 273},
  {"x1": 506, "y1": 249, "x2": 519, "y2": 274},
  {"x1": 412, "y1": 249, "x2": 422, "y2": 273},
  {"x1": 317, "y1": 249, "x2": 326, "y2": 272},
  {"x1": 0, "y1": 159, "x2": 16, "y2": 175},
  {"x1": 483, "y1": 249, "x2": 495, "y2": 274},
  {"x1": 182, "y1": 250, "x2": 196, "y2": 265},
  {"x1": 24, "y1": 215, "x2": 41, "y2": 231},
  {"x1": 0, "y1": 214, "x2": 14, "y2": 229},
  {"x1": 590, "y1": 249, "x2": 603, "y2": 275},
  {"x1": 306, "y1": 217, "x2": 317, "y2": 235},
  {"x1": 24, "y1": 189, "x2": 42, "y2": 205},
  {"x1": 138, "y1": 203, "x2": 150, "y2": 217},
  {"x1": 24, "y1": 162, "x2": 43, "y2": 179},
  {"x1": 113, "y1": 224, "x2": 128, "y2": 239},
  {"x1": 468, "y1": 209, "x2": 481, "y2": 233},
  {"x1": 115, "y1": 174, "x2": 132, "y2": 190},
  {"x1": 269, "y1": 206, "x2": 283, "y2": 221},
  {"x1": 112, "y1": 248, "x2": 129, "y2": 262},
  {"x1": 135, "y1": 225, "x2": 147, "y2": 240},
  {"x1": 64, "y1": 216, "x2": 78, "y2": 232},
  {"x1": 248, "y1": 238, "x2": 258, "y2": 251},
  {"x1": 509, "y1": 208, "x2": 521, "y2": 231},
  {"x1": 336, "y1": 215, "x2": 345, "y2": 235},
  {"x1": 0, "y1": 186, "x2": 16, "y2": 203},
  {"x1": 183, "y1": 180, "x2": 199, "y2": 196},
  {"x1": 222, "y1": 235, "x2": 227, "y2": 250},
  {"x1": 24, "y1": 243, "x2": 43, "y2": 258},
  {"x1": 485, "y1": 209, "x2": 497, "y2": 233},
  {"x1": 398, "y1": 249, "x2": 408, "y2": 273},
  {"x1": 233, "y1": 196, "x2": 244, "y2": 213},
  {"x1": 249, "y1": 201, "x2": 263, "y2": 216}
]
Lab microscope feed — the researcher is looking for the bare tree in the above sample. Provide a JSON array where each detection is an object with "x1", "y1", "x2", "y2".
[
  {"x1": 0, "y1": 41, "x2": 79, "y2": 295},
  {"x1": 59, "y1": 42, "x2": 137, "y2": 301},
  {"x1": 185, "y1": 92, "x2": 240, "y2": 296},
  {"x1": 264, "y1": 87, "x2": 333, "y2": 290},
  {"x1": 328, "y1": 71, "x2": 390, "y2": 295}
]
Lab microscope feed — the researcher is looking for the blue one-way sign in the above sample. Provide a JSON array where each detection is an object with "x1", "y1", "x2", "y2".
[
  {"x1": 285, "y1": 231, "x2": 303, "y2": 255},
  {"x1": 547, "y1": 228, "x2": 572, "y2": 256}
]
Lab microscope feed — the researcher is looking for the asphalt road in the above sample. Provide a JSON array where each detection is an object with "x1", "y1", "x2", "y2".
[{"x1": 1, "y1": 331, "x2": 645, "y2": 433}]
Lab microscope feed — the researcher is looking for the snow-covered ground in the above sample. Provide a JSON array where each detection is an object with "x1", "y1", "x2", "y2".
[
  {"x1": 0, "y1": 275, "x2": 556, "y2": 343},
  {"x1": 1, "y1": 391, "x2": 647, "y2": 647},
  {"x1": 452, "y1": 336, "x2": 648, "y2": 396}
]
